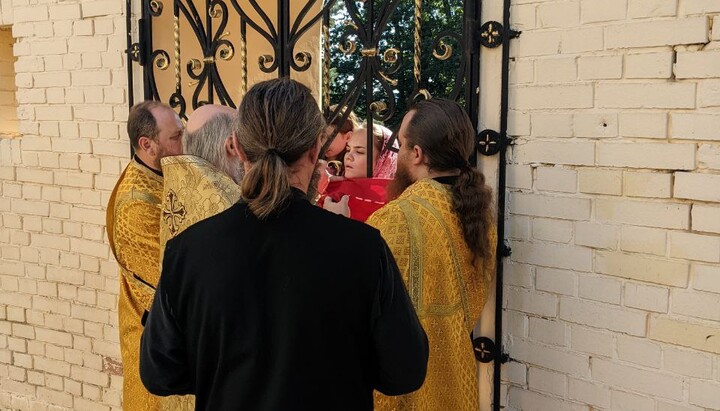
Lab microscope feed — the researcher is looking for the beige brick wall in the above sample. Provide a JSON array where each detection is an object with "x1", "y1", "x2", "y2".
[
  {"x1": 0, "y1": 0, "x2": 126, "y2": 409},
  {"x1": 505, "y1": 0, "x2": 720, "y2": 410}
]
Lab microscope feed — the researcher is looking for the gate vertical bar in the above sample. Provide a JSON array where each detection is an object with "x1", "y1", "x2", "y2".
[
  {"x1": 465, "y1": 0, "x2": 481, "y2": 166},
  {"x1": 278, "y1": 0, "x2": 290, "y2": 77},
  {"x1": 125, "y1": 0, "x2": 135, "y2": 109},
  {"x1": 142, "y1": 0, "x2": 153, "y2": 101},
  {"x1": 206, "y1": 0, "x2": 214, "y2": 102},
  {"x1": 365, "y1": 0, "x2": 375, "y2": 178}
]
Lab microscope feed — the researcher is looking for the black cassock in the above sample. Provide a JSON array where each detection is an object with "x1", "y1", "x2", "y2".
[{"x1": 140, "y1": 188, "x2": 429, "y2": 411}]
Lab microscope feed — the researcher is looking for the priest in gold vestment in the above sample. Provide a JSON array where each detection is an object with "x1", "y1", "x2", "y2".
[
  {"x1": 368, "y1": 99, "x2": 496, "y2": 411},
  {"x1": 107, "y1": 101, "x2": 183, "y2": 410}
]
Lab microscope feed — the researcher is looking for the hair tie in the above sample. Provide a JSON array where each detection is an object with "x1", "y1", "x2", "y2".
[{"x1": 266, "y1": 148, "x2": 279, "y2": 156}]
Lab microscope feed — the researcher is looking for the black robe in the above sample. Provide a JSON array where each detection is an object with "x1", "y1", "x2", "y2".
[{"x1": 140, "y1": 189, "x2": 429, "y2": 411}]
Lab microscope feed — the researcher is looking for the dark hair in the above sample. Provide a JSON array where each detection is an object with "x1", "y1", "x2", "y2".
[
  {"x1": 406, "y1": 98, "x2": 494, "y2": 269},
  {"x1": 235, "y1": 78, "x2": 325, "y2": 219},
  {"x1": 127, "y1": 100, "x2": 165, "y2": 149},
  {"x1": 328, "y1": 104, "x2": 358, "y2": 134}
]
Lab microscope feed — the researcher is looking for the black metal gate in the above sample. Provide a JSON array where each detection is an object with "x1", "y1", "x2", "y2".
[{"x1": 125, "y1": 0, "x2": 515, "y2": 409}]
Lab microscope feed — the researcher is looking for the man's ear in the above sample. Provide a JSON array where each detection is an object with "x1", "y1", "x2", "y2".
[
  {"x1": 138, "y1": 136, "x2": 156, "y2": 156},
  {"x1": 226, "y1": 134, "x2": 242, "y2": 159}
]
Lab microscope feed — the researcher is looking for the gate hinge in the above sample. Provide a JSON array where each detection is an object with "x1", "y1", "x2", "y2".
[
  {"x1": 478, "y1": 21, "x2": 522, "y2": 48},
  {"x1": 473, "y1": 336, "x2": 510, "y2": 364},
  {"x1": 476, "y1": 129, "x2": 514, "y2": 157},
  {"x1": 500, "y1": 239, "x2": 512, "y2": 258},
  {"x1": 127, "y1": 18, "x2": 146, "y2": 66}
]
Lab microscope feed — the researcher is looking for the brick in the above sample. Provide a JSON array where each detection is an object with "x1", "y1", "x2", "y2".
[
  {"x1": 516, "y1": 141, "x2": 595, "y2": 166},
  {"x1": 536, "y1": 167, "x2": 576, "y2": 193},
  {"x1": 692, "y1": 263, "x2": 720, "y2": 293},
  {"x1": 605, "y1": 17, "x2": 708, "y2": 48},
  {"x1": 670, "y1": 113, "x2": 720, "y2": 141},
  {"x1": 699, "y1": 80, "x2": 720, "y2": 107},
  {"x1": 578, "y1": 169, "x2": 622, "y2": 195},
  {"x1": 13, "y1": 5, "x2": 48, "y2": 23},
  {"x1": 611, "y1": 390, "x2": 655, "y2": 411},
  {"x1": 573, "y1": 112, "x2": 617, "y2": 138},
  {"x1": 511, "y1": 339, "x2": 590, "y2": 377},
  {"x1": 663, "y1": 346, "x2": 713, "y2": 378},
  {"x1": 533, "y1": 218, "x2": 573, "y2": 243},
  {"x1": 698, "y1": 144, "x2": 720, "y2": 169},
  {"x1": 561, "y1": 27, "x2": 604, "y2": 53},
  {"x1": 536, "y1": 57, "x2": 577, "y2": 84},
  {"x1": 506, "y1": 287, "x2": 558, "y2": 317},
  {"x1": 596, "y1": 198, "x2": 690, "y2": 230},
  {"x1": 36, "y1": 387, "x2": 72, "y2": 408},
  {"x1": 29, "y1": 39, "x2": 67, "y2": 56},
  {"x1": 598, "y1": 142, "x2": 695, "y2": 170},
  {"x1": 513, "y1": 85, "x2": 593, "y2": 110},
  {"x1": 508, "y1": 388, "x2": 587, "y2": 411},
  {"x1": 621, "y1": 226, "x2": 667, "y2": 256},
  {"x1": 74, "y1": 106, "x2": 113, "y2": 121},
  {"x1": 507, "y1": 165, "x2": 532, "y2": 189},
  {"x1": 714, "y1": 15, "x2": 720, "y2": 41},
  {"x1": 628, "y1": 0, "x2": 678, "y2": 18},
  {"x1": 537, "y1": 1, "x2": 579, "y2": 28},
  {"x1": 504, "y1": 362, "x2": 527, "y2": 385},
  {"x1": 626, "y1": 51, "x2": 674, "y2": 78},
  {"x1": 672, "y1": 289, "x2": 720, "y2": 321},
  {"x1": 623, "y1": 172, "x2": 673, "y2": 198},
  {"x1": 51, "y1": 138, "x2": 92, "y2": 154},
  {"x1": 578, "y1": 55, "x2": 622, "y2": 80},
  {"x1": 670, "y1": 231, "x2": 720, "y2": 263},
  {"x1": 596, "y1": 251, "x2": 689, "y2": 286},
  {"x1": 529, "y1": 367, "x2": 567, "y2": 396},
  {"x1": 625, "y1": 282, "x2": 669, "y2": 313},
  {"x1": 509, "y1": 110, "x2": 531, "y2": 135},
  {"x1": 560, "y1": 297, "x2": 647, "y2": 336},
  {"x1": 674, "y1": 172, "x2": 720, "y2": 202},
  {"x1": 648, "y1": 315, "x2": 720, "y2": 353},
  {"x1": 575, "y1": 222, "x2": 617, "y2": 249},
  {"x1": 512, "y1": 240, "x2": 592, "y2": 271},
  {"x1": 682, "y1": 0, "x2": 720, "y2": 13},
  {"x1": 510, "y1": 4, "x2": 536, "y2": 30},
  {"x1": 581, "y1": 0, "x2": 626, "y2": 22},
  {"x1": 689, "y1": 379, "x2": 720, "y2": 409},
  {"x1": 578, "y1": 274, "x2": 622, "y2": 305},
  {"x1": 675, "y1": 51, "x2": 720, "y2": 79},
  {"x1": 569, "y1": 378, "x2": 610, "y2": 408},
  {"x1": 33, "y1": 72, "x2": 70, "y2": 88},
  {"x1": 82, "y1": 0, "x2": 122, "y2": 18},
  {"x1": 597, "y1": 83, "x2": 696, "y2": 109},
  {"x1": 511, "y1": 192, "x2": 591, "y2": 220},
  {"x1": 509, "y1": 215, "x2": 530, "y2": 240},
  {"x1": 71, "y1": 70, "x2": 112, "y2": 87},
  {"x1": 510, "y1": 59, "x2": 534, "y2": 85},
  {"x1": 618, "y1": 334, "x2": 662, "y2": 368},
  {"x1": 35, "y1": 328, "x2": 71, "y2": 348},
  {"x1": 49, "y1": 4, "x2": 81, "y2": 20},
  {"x1": 531, "y1": 113, "x2": 573, "y2": 137},
  {"x1": 11, "y1": 199, "x2": 50, "y2": 217},
  {"x1": 593, "y1": 358, "x2": 683, "y2": 400},
  {"x1": 529, "y1": 317, "x2": 567, "y2": 346},
  {"x1": 16, "y1": 168, "x2": 53, "y2": 185},
  {"x1": 536, "y1": 267, "x2": 577, "y2": 296},
  {"x1": 511, "y1": 30, "x2": 562, "y2": 58}
]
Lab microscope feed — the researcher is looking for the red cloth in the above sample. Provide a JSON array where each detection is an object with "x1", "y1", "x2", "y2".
[{"x1": 320, "y1": 178, "x2": 391, "y2": 222}]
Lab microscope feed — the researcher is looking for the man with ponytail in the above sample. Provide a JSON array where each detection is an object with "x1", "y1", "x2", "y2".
[
  {"x1": 140, "y1": 78, "x2": 428, "y2": 411},
  {"x1": 368, "y1": 98, "x2": 497, "y2": 411}
]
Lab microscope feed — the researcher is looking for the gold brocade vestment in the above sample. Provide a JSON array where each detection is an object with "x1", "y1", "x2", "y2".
[
  {"x1": 367, "y1": 178, "x2": 496, "y2": 411},
  {"x1": 107, "y1": 159, "x2": 164, "y2": 411}
]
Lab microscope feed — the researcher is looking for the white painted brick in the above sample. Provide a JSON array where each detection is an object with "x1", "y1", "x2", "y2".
[
  {"x1": 512, "y1": 241, "x2": 592, "y2": 271},
  {"x1": 536, "y1": 57, "x2": 577, "y2": 84},
  {"x1": 592, "y1": 358, "x2": 683, "y2": 400},
  {"x1": 698, "y1": 144, "x2": 720, "y2": 170},
  {"x1": 529, "y1": 367, "x2": 567, "y2": 396},
  {"x1": 578, "y1": 55, "x2": 623, "y2": 80},
  {"x1": 596, "y1": 251, "x2": 689, "y2": 286},
  {"x1": 504, "y1": 362, "x2": 527, "y2": 385},
  {"x1": 538, "y1": 1, "x2": 579, "y2": 28},
  {"x1": 511, "y1": 338, "x2": 590, "y2": 377},
  {"x1": 506, "y1": 287, "x2": 558, "y2": 317},
  {"x1": 663, "y1": 346, "x2": 713, "y2": 378},
  {"x1": 71, "y1": 70, "x2": 111, "y2": 87},
  {"x1": 618, "y1": 334, "x2": 662, "y2": 368},
  {"x1": 505, "y1": 262, "x2": 533, "y2": 288},
  {"x1": 33, "y1": 72, "x2": 70, "y2": 88},
  {"x1": 682, "y1": 0, "x2": 720, "y2": 14},
  {"x1": 536, "y1": 267, "x2": 578, "y2": 296},
  {"x1": 605, "y1": 17, "x2": 708, "y2": 49},
  {"x1": 689, "y1": 379, "x2": 720, "y2": 409},
  {"x1": 511, "y1": 59, "x2": 534, "y2": 85},
  {"x1": 575, "y1": 222, "x2": 617, "y2": 249},
  {"x1": 561, "y1": 27, "x2": 604, "y2": 53},
  {"x1": 621, "y1": 226, "x2": 667, "y2": 256},
  {"x1": 626, "y1": 51, "x2": 674, "y2": 79},
  {"x1": 560, "y1": 297, "x2": 647, "y2": 336},
  {"x1": 623, "y1": 172, "x2": 673, "y2": 198},
  {"x1": 624, "y1": 282, "x2": 669, "y2": 313},
  {"x1": 669, "y1": 231, "x2": 720, "y2": 263},
  {"x1": 714, "y1": 15, "x2": 720, "y2": 41},
  {"x1": 611, "y1": 390, "x2": 656, "y2": 411},
  {"x1": 505, "y1": 311, "x2": 528, "y2": 339},
  {"x1": 507, "y1": 164, "x2": 533, "y2": 189},
  {"x1": 508, "y1": 387, "x2": 588, "y2": 411},
  {"x1": 513, "y1": 85, "x2": 594, "y2": 109},
  {"x1": 580, "y1": 0, "x2": 626, "y2": 23},
  {"x1": 568, "y1": 378, "x2": 610, "y2": 408},
  {"x1": 699, "y1": 79, "x2": 720, "y2": 107},
  {"x1": 509, "y1": 215, "x2": 530, "y2": 240},
  {"x1": 529, "y1": 317, "x2": 567, "y2": 346},
  {"x1": 573, "y1": 112, "x2": 618, "y2": 138},
  {"x1": 597, "y1": 83, "x2": 696, "y2": 109},
  {"x1": 628, "y1": 0, "x2": 678, "y2": 18},
  {"x1": 578, "y1": 168, "x2": 622, "y2": 195},
  {"x1": 672, "y1": 289, "x2": 720, "y2": 321},
  {"x1": 13, "y1": 6, "x2": 48, "y2": 23},
  {"x1": 597, "y1": 142, "x2": 695, "y2": 170},
  {"x1": 648, "y1": 316, "x2": 720, "y2": 354},
  {"x1": 511, "y1": 192, "x2": 591, "y2": 220},
  {"x1": 533, "y1": 218, "x2": 573, "y2": 243},
  {"x1": 596, "y1": 198, "x2": 690, "y2": 230},
  {"x1": 81, "y1": 0, "x2": 122, "y2": 18},
  {"x1": 29, "y1": 39, "x2": 67, "y2": 56},
  {"x1": 674, "y1": 172, "x2": 720, "y2": 202},
  {"x1": 516, "y1": 140, "x2": 595, "y2": 166},
  {"x1": 509, "y1": 110, "x2": 531, "y2": 136},
  {"x1": 692, "y1": 263, "x2": 720, "y2": 293},
  {"x1": 511, "y1": 30, "x2": 562, "y2": 58},
  {"x1": 49, "y1": 4, "x2": 81, "y2": 20},
  {"x1": 536, "y1": 167, "x2": 577, "y2": 193},
  {"x1": 675, "y1": 51, "x2": 720, "y2": 79},
  {"x1": 510, "y1": 4, "x2": 536, "y2": 30},
  {"x1": 531, "y1": 113, "x2": 573, "y2": 137},
  {"x1": 670, "y1": 113, "x2": 720, "y2": 141},
  {"x1": 578, "y1": 274, "x2": 622, "y2": 304}
]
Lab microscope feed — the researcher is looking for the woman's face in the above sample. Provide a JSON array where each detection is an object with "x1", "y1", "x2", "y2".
[
  {"x1": 344, "y1": 129, "x2": 378, "y2": 179},
  {"x1": 324, "y1": 126, "x2": 351, "y2": 159}
]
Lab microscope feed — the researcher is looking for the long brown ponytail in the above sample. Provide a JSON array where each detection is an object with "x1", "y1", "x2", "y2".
[{"x1": 235, "y1": 79, "x2": 325, "y2": 219}]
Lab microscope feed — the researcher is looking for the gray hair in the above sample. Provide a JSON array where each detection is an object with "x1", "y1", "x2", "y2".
[{"x1": 183, "y1": 112, "x2": 244, "y2": 183}]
